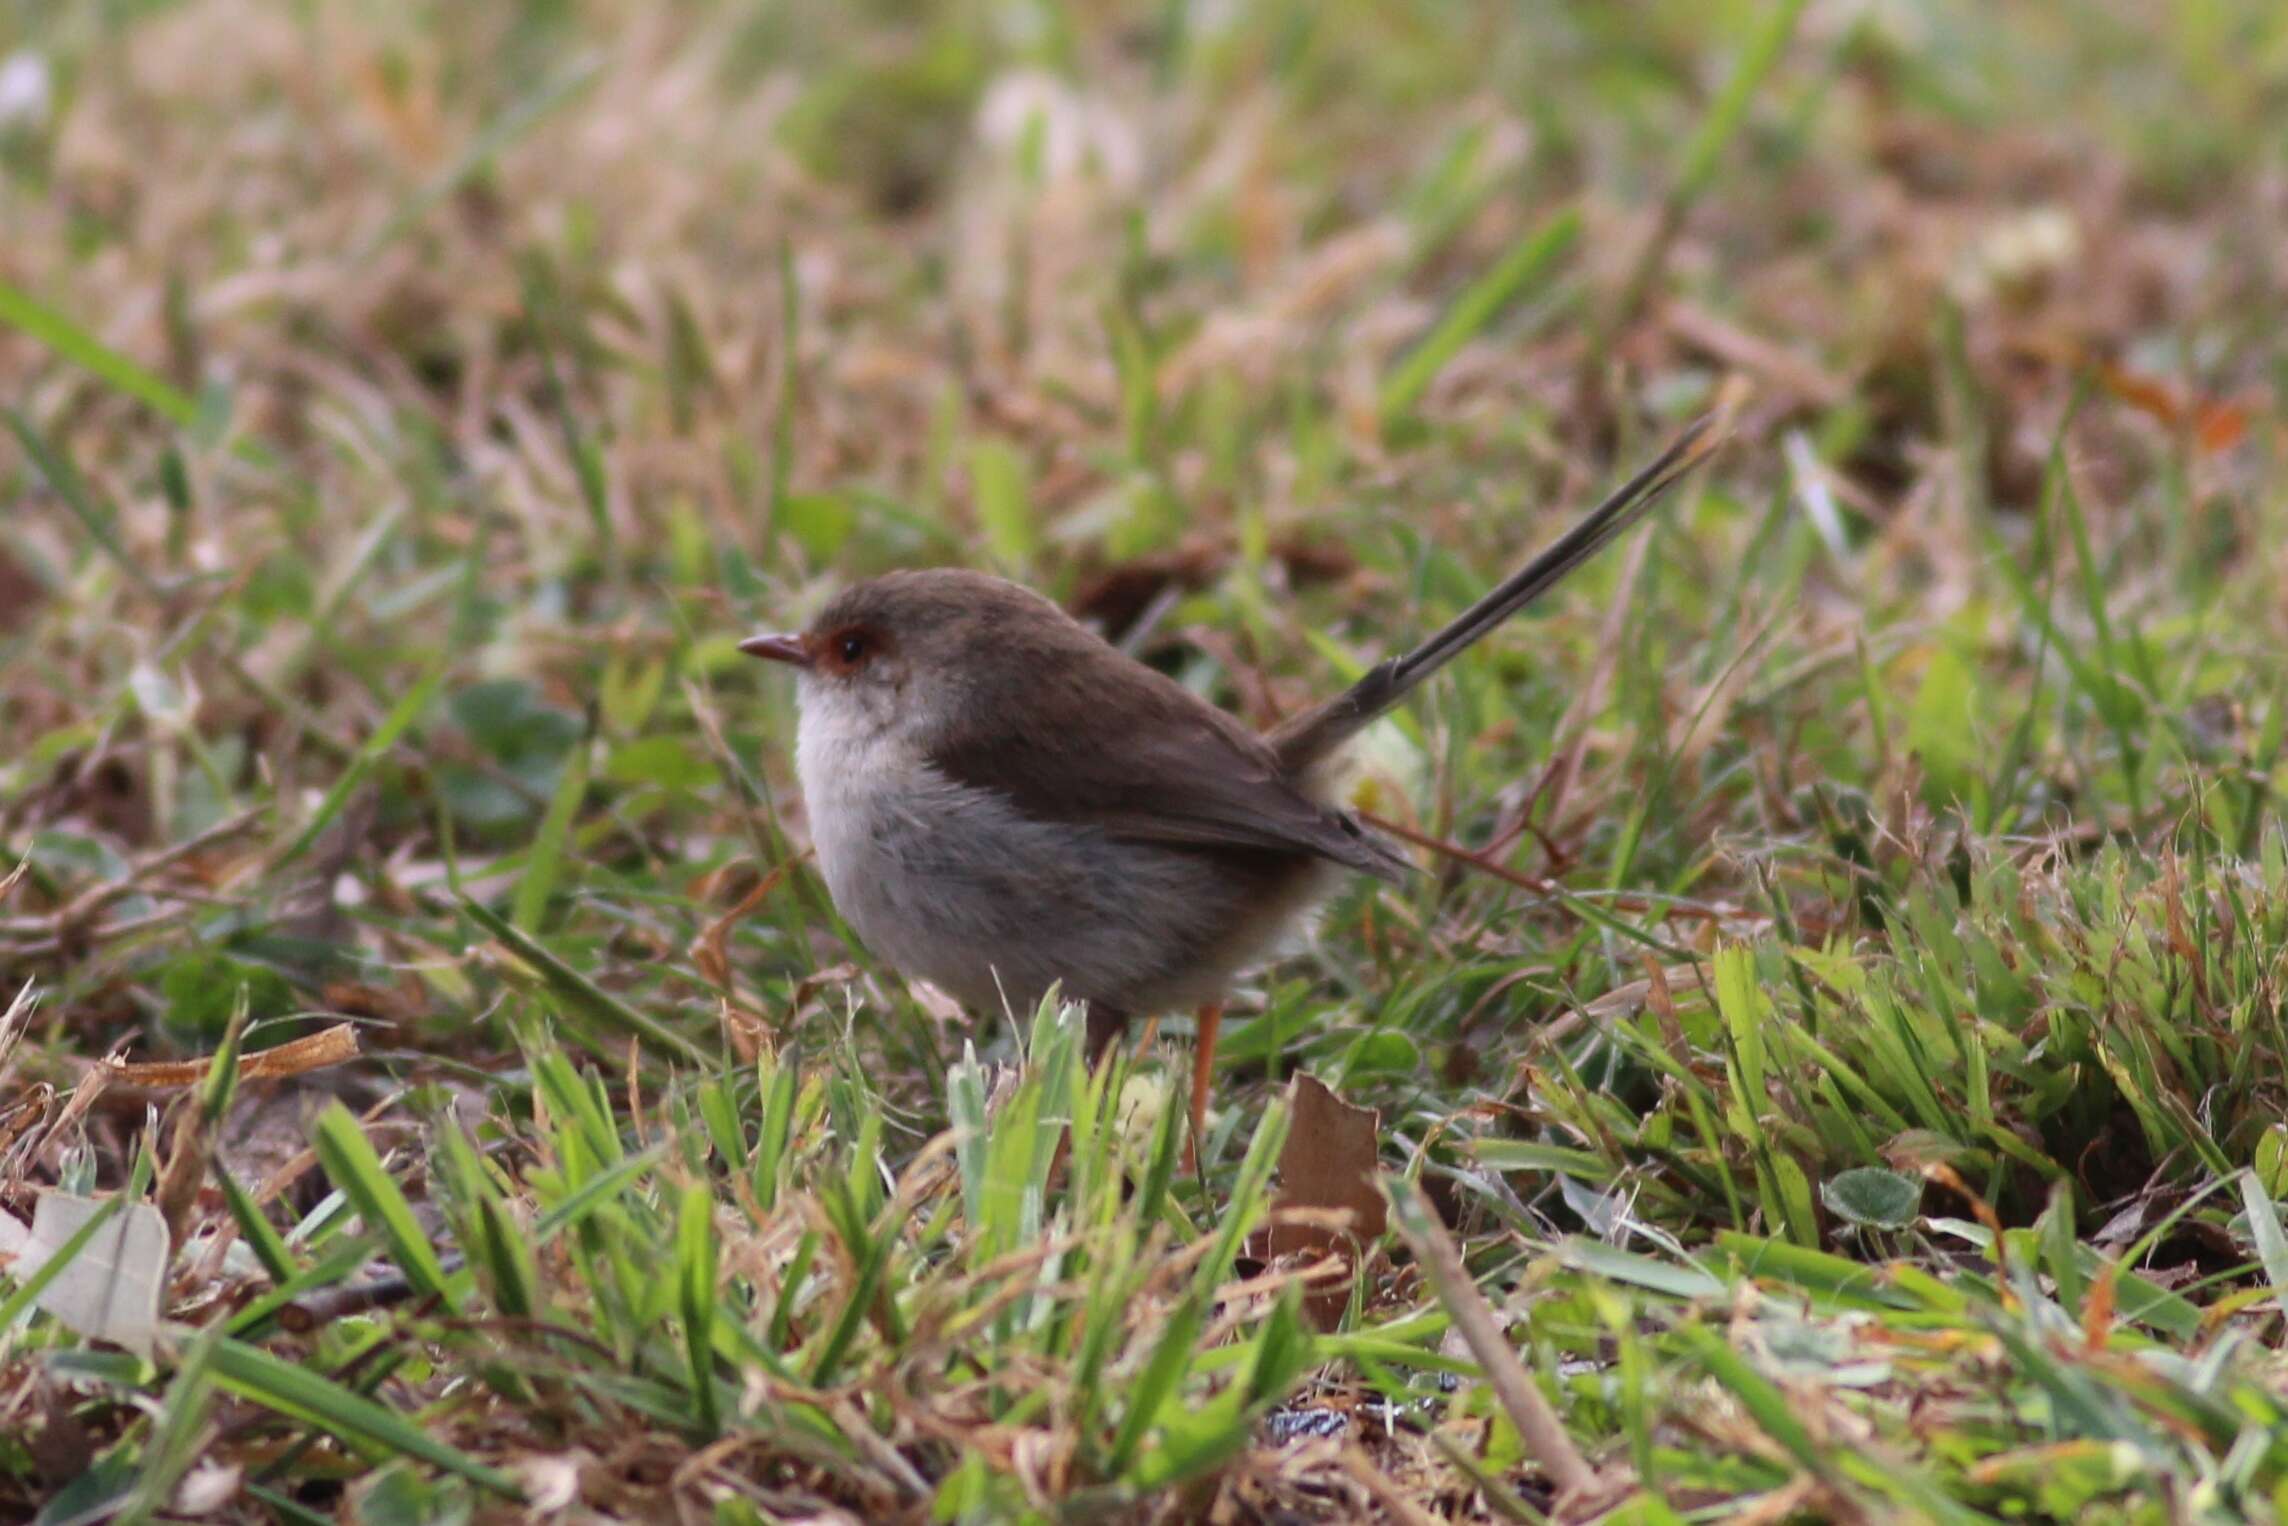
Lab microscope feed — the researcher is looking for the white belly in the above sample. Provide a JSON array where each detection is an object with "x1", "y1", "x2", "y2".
[{"x1": 793, "y1": 715, "x2": 1322, "y2": 1017}]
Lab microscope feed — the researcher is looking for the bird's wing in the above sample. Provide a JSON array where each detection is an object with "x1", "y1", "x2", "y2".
[{"x1": 922, "y1": 646, "x2": 1409, "y2": 883}]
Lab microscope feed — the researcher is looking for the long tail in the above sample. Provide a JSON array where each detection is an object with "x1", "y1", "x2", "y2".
[{"x1": 1268, "y1": 408, "x2": 1731, "y2": 772}]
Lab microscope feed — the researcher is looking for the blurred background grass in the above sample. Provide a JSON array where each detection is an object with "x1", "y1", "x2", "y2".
[{"x1": 4, "y1": 0, "x2": 2288, "y2": 1520}]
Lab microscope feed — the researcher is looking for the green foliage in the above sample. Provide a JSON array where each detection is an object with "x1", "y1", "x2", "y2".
[{"x1": 5, "y1": 0, "x2": 2288, "y2": 1519}]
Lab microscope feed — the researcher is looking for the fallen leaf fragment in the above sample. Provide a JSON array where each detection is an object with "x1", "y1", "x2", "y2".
[
  {"x1": 2095, "y1": 360, "x2": 2249, "y2": 454},
  {"x1": 1268, "y1": 1073, "x2": 1387, "y2": 1330},
  {"x1": 0, "y1": 1192, "x2": 171, "y2": 1356},
  {"x1": 97, "y1": 1022, "x2": 362, "y2": 1091}
]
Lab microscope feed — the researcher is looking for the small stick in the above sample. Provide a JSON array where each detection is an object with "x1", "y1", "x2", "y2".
[
  {"x1": 1357, "y1": 809, "x2": 1734, "y2": 925},
  {"x1": 0, "y1": 804, "x2": 266, "y2": 944},
  {"x1": 1384, "y1": 1175, "x2": 1600, "y2": 1500}
]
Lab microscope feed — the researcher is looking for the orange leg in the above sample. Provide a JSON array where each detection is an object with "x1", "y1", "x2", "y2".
[{"x1": 1185, "y1": 1002, "x2": 1224, "y2": 1181}]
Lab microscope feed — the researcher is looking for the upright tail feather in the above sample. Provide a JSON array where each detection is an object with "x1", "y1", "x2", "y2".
[{"x1": 1268, "y1": 405, "x2": 1734, "y2": 772}]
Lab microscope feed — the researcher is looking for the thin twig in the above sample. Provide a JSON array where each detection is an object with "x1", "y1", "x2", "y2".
[
  {"x1": 1358, "y1": 809, "x2": 1735, "y2": 924},
  {"x1": 279, "y1": 1262, "x2": 455, "y2": 1332},
  {"x1": 0, "y1": 803, "x2": 265, "y2": 944},
  {"x1": 1383, "y1": 1175, "x2": 1600, "y2": 1500}
]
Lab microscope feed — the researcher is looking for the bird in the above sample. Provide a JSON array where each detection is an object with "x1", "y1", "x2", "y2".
[{"x1": 742, "y1": 412, "x2": 1725, "y2": 1162}]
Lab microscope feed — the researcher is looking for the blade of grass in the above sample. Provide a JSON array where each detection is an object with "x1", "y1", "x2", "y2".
[
  {"x1": 209, "y1": 1338, "x2": 521, "y2": 1497},
  {"x1": 678, "y1": 1181, "x2": 723, "y2": 1434},
  {"x1": 115, "y1": 1325, "x2": 223, "y2": 1526},
  {"x1": 2239, "y1": 1172, "x2": 2288, "y2": 1317},
  {"x1": 1380, "y1": 206, "x2": 1580, "y2": 423},
  {"x1": 1607, "y1": 0, "x2": 1812, "y2": 329},
  {"x1": 463, "y1": 897, "x2": 709, "y2": 1065},
  {"x1": 0, "y1": 287, "x2": 274, "y2": 467},
  {"x1": 7, "y1": 408, "x2": 167, "y2": 600},
  {"x1": 214, "y1": 1167, "x2": 297, "y2": 1287},
  {"x1": 273, "y1": 659, "x2": 447, "y2": 872},
  {"x1": 309, "y1": 1103, "x2": 460, "y2": 1311},
  {"x1": 512, "y1": 707, "x2": 594, "y2": 932}
]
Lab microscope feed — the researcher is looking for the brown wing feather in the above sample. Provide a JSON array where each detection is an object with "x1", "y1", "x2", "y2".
[{"x1": 917, "y1": 600, "x2": 1408, "y2": 882}]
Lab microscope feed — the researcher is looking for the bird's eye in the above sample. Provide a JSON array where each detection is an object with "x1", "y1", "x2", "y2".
[{"x1": 838, "y1": 632, "x2": 868, "y2": 664}]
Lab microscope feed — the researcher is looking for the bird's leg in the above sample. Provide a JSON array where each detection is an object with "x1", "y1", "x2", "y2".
[{"x1": 1185, "y1": 1002, "x2": 1223, "y2": 1181}]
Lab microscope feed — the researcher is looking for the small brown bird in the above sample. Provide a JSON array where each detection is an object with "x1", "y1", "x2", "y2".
[{"x1": 744, "y1": 414, "x2": 1723, "y2": 1156}]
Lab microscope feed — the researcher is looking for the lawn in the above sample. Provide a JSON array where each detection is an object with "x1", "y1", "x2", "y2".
[{"x1": 4, "y1": 1, "x2": 2287, "y2": 1520}]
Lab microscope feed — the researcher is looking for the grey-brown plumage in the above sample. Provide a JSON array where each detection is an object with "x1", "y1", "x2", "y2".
[{"x1": 743, "y1": 413, "x2": 1723, "y2": 1049}]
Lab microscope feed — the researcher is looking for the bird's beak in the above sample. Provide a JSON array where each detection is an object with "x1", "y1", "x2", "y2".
[{"x1": 738, "y1": 633, "x2": 811, "y2": 667}]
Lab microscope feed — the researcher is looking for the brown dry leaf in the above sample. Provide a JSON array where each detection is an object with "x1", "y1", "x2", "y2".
[
  {"x1": 319, "y1": 977, "x2": 425, "y2": 1024},
  {"x1": 2081, "y1": 1255, "x2": 2120, "y2": 1353},
  {"x1": 98, "y1": 1023, "x2": 361, "y2": 1092},
  {"x1": 514, "y1": 1451, "x2": 589, "y2": 1513},
  {"x1": 689, "y1": 858, "x2": 789, "y2": 995},
  {"x1": 153, "y1": 1098, "x2": 208, "y2": 1253},
  {"x1": 1067, "y1": 539, "x2": 1226, "y2": 635},
  {"x1": 690, "y1": 860, "x2": 792, "y2": 1059},
  {"x1": 1642, "y1": 955, "x2": 1690, "y2": 1066},
  {"x1": 2094, "y1": 359, "x2": 2249, "y2": 454},
  {"x1": 902, "y1": 976, "x2": 967, "y2": 1040},
  {"x1": 47, "y1": 1054, "x2": 118, "y2": 1148},
  {"x1": 1269, "y1": 1073, "x2": 1386, "y2": 1330}
]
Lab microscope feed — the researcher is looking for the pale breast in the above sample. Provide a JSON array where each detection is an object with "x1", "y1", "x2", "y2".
[{"x1": 794, "y1": 717, "x2": 1333, "y2": 1018}]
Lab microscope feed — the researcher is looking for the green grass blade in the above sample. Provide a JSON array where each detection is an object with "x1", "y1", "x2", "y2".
[
  {"x1": 512, "y1": 710, "x2": 593, "y2": 932},
  {"x1": 274, "y1": 659, "x2": 447, "y2": 872},
  {"x1": 209, "y1": 1338, "x2": 521, "y2": 1497},
  {"x1": 0, "y1": 285, "x2": 274, "y2": 467},
  {"x1": 2239, "y1": 1172, "x2": 2288, "y2": 1315},
  {"x1": 463, "y1": 897, "x2": 709, "y2": 1065},
  {"x1": 6, "y1": 408, "x2": 166, "y2": 599},
  {"x1": 1380, "y1": 206, "x2": 1580, "y2": 422},
  {"x1": 677, "y1": 1181, "x2": 723, "y2": 1434},
  {"x1": 214, "y1": 1167, "x2": 298, "y2": 1287},
  {"x1": 309, "y1": 1103, "x2": 460, "y2": 1311}
]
